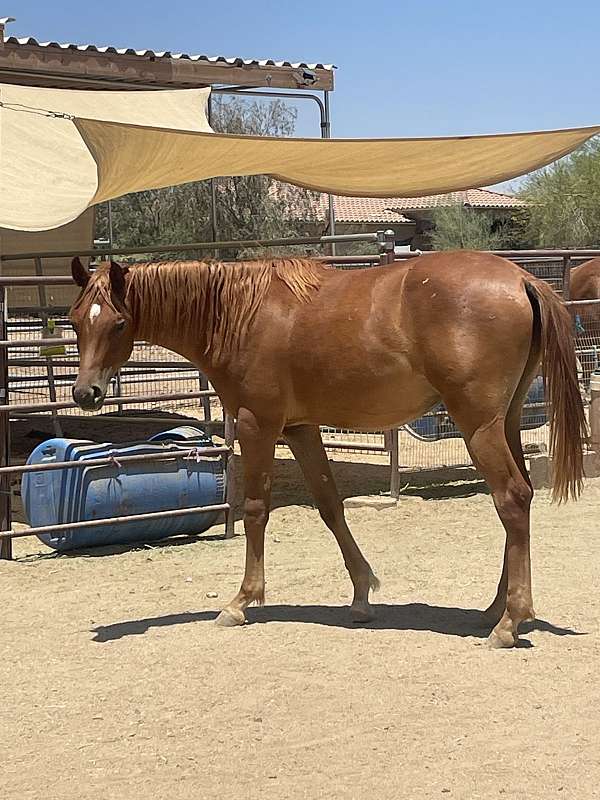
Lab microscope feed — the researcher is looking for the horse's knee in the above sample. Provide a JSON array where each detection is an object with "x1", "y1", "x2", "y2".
[
  {"x1": 493, "y1": 479, "x2": 533, "y2": 525},
  {"x1": 243, "y1": 498, "x2": 269, "y2": 529}
]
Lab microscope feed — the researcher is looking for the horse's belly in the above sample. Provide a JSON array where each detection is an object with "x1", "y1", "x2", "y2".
[{"x1": 290, "y1": 366, "x2": 439, "y2": 430}]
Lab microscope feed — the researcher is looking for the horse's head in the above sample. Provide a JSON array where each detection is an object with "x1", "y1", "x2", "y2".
[{"x1": 69, "y1": 257, "x2": 134, "y2": 411}]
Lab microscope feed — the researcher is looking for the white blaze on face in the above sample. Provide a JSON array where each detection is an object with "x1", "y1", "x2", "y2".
[{"x1": 89, "y1": 303, "x2": 102, "y2": 325}]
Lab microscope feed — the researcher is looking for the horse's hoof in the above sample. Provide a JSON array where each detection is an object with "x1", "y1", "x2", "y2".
[
  {"x1": 486, "y1": 628, "x2": 518, "y2": 649},
  {"x1": 350, "y1": 603, "x2": 375, "y2": 623},
  {"x1": 215, "y1": 608, "x2": 246, "y2": 627}
]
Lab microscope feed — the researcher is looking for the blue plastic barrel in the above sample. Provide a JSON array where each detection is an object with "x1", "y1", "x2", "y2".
[{"x1": 21, "y1": 426, "x2": 225, "y2": 551}]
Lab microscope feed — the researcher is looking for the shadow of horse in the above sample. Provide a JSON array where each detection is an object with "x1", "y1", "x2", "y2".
[{"x1": 91, "y1": 602, "x2": 584, "y2": 647}]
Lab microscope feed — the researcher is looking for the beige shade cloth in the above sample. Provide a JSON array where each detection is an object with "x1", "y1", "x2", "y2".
[
  {"x1": 0, "y1": 80, "x2": 598, "y2": 231},
  {"x1": 0, "y1": 83, "x2": 212, "y2": 232},
  {"x1": 78, "y1": 119, "x2": 600, "y2": 206}
]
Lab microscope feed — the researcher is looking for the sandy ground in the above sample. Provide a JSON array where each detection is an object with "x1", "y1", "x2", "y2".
[{"x1": 1, "y1": 424, "x2": 600, "y2": 799}]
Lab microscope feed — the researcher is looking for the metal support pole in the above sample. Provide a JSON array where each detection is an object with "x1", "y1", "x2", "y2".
[
  {"x1": 0, "y1": 287, "x2": 12, "y2": 559},
  {"x1": 323, "y1": 90, "x2": 336, "y2": 256},
  {"x1": 107, "y1": 200, "x2": 114, "y2": 249},
  {"x1": 215, "y1": 86, "x2": 337, "y2": 257},
  {"x1": 33, "y1": 257, "x2": 48, "y2": 318},
  {"x1": 208, "y1": 94, "x2": 219, "y2": 258},
  {"x1": 224, "y1": 413, "x2": 236, "y2": 538}
]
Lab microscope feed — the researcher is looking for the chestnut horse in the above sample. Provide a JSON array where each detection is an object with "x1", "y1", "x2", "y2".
[
  {"x1": 571, "y1": 257, "x2": 600, "y2": 385},
  {"x1": 69, "y1": 251, "x2": 586, "y2": 648}
]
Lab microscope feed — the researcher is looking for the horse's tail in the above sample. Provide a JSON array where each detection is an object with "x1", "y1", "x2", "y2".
[{"x1": 525, "y1": 278, "x2": 587, "y2": 502}]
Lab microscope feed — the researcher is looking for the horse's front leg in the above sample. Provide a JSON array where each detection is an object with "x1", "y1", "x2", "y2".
[{"x1": 215, "y1": 409, "x2": 281, "y2": 627}]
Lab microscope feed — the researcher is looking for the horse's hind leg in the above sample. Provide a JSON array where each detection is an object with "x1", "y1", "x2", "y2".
[
  {"x1": 284, "y1": 424, "x2": 379, "y2": 622},
  {"x1": 445, "y1": 403, "x2": 535, "y2": 648},
  {"x1": 483, "y1": 345, "x2": 540, "y2": 627}
]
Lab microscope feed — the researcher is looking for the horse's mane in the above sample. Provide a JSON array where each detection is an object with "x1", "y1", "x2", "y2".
[{"x1": 124, "y1": 258, "x2": 324, "y2": 359}]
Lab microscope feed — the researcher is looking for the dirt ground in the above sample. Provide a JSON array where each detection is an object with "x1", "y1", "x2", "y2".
[{"x1": 2, "y1": 418, "x2": 600, "y2": 799}]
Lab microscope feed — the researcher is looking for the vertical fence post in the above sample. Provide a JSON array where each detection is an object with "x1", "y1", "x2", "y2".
[
  {"x1": 224, "y1": 412, "x2": 236, "y2": 538},
  {"x1": 114, "y1": 369, "x2": 123, "y2": 398},
  {"x1": 199, "y1": 372, "x2": 212, "y2": 423},
  {"x1": 378, "y1": 229, "x2": 396, "y2": 266},
  {"x1": 380, "y1": 229, "x2": 399, "y2": 496},
  {"x1": 45, "y1": 357, "x2": 62, "y2": 437},
  {"x1": 35, "y1": 256, "x2": 62, "y2": 436},
  {"x1": 590, "y1": 371, "x2": 600, "y2": 452},
  {"x1": 384, "y1": 229, "x2": 396, "y2": 264},
  {"x1": 386, "y1": 427, "x2": 400, "y2": 499},
  {"x1": 0, "y1": 287, "x2": 12, "y2": 559},
  {"x1": 562, "y1": 255, "x2": 572, "y2": 302}
]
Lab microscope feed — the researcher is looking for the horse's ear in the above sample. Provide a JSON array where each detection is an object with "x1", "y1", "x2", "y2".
[
  {"x1": 109, "y1": 260, "x2": 129, "y2": 298},
  {"x1": 71, "y1": 257, "x2": 90, "y2": 288}
]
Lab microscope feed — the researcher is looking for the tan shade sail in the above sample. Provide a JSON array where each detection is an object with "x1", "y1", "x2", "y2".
[
  {"x1": 0, "y1": 83, "x2": 212, "y2": 232},
  {"x1": 1, "y1": 81, "x2": 598, "y2": 232},
  {"x1": 78, "y1": 119, "x2": 600, "y2": 210}
]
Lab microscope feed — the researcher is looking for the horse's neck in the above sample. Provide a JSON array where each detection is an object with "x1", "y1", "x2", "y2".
[{"x1": 130, "y1": 271, "x2": 210, "y2": 366}]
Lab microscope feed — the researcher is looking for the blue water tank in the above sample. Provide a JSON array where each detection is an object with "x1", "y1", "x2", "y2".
[{"x1": 22, "y1": 426, "x2": 226, "y2": 551}]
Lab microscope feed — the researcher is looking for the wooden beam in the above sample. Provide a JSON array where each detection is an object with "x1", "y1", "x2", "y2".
[{"x1": 0, "y1": 41, "x2": 334, "y2": 91}]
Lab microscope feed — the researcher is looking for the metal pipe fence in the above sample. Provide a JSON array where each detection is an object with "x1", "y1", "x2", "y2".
[
  {"x1": 0, "y1": 231, "x2": 391, "y2": 559},
  {"x1": 3, "y1": 240, "x2": 599, "y2": 550}
]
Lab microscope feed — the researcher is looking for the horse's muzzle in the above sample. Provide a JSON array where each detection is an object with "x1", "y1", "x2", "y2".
[{"x1": 72, "y1": 383, "x2": 105, "y2": 411}]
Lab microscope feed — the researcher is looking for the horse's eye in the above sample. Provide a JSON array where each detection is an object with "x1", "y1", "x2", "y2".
[{"x1": 115, "y1": 319, "x2": 126, "y2": 332}]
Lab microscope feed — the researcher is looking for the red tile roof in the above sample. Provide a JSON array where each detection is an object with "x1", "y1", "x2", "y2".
[
  {"x1": 317, "y1": 188, "x2": 526, "y2": 223},
  {"x1": 316, "y1": 196, "x2": 413, "y2": 224},
  {"x1": 392, "y1": 188, "x2": 528, "y2": 211}
]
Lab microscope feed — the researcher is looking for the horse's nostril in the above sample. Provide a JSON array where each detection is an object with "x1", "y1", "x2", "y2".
[{"x1": 91, "y1": 385, "x2": 102, "y2": 401}]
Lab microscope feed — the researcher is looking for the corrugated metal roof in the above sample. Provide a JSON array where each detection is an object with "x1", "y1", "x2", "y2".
[{"x1": 5, "y1": 36, "x2": 336, "y2": 71}]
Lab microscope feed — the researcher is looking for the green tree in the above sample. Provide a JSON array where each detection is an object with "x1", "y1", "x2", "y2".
[
  {"x1": 95, "y1": 97, "x2": 318, "y2": 259},
  {"x1": 520, "y1": 139, "x2": 600, "y2": 247},
  {"x1": 428, "y1": 204, "x2": 509, "y2": 250}
]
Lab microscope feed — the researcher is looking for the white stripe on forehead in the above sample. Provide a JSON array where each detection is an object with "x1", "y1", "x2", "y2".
[{"x1": 89, "y1": 303, "x2": 102, "y2": 324}]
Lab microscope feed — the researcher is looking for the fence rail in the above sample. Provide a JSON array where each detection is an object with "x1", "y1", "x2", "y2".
[
  {"x1": 0, "y1": 504, "x2": 231, "y2": 541},
  {"x1": 0, "y1": 444, "x2": 230, "y2": 477},
  {"x1": 0, "y1": 231, "x2": 384, "y2": 262}
]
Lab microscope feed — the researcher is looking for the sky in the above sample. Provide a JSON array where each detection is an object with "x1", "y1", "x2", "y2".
[{"x1": 7, "y1": 1, "x2": 600, "y2": 190}]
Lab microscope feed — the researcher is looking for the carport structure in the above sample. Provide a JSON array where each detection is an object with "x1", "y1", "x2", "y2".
[{"x1": 0, "y1": 16, "x2": 337, "y2": 266}]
